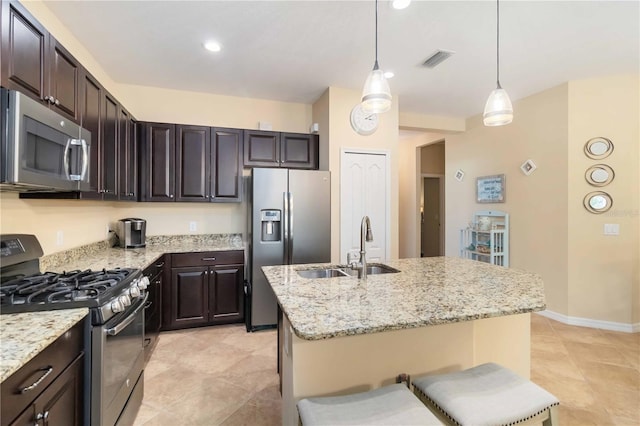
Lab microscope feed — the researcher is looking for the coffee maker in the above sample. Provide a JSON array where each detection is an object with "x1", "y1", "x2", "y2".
[{"x1": 116, "y1": 218, "x2": 146, "y2": 248}]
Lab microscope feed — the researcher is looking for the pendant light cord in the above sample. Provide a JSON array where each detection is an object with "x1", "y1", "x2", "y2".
[
  {"x1": 374, "y1": 0, "x2": 380, "y2": 70},
  {"x1": 496, "y1": 0, "x2": 501, "y2": 88}
]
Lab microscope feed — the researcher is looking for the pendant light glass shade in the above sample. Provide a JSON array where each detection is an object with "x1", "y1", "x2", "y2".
[
  {"x1": 361, "y1": 0, "x2": 391, "y2": 114},
  {"x1": 362, "y1": 67, "x2": 392, "y2": 113},
  {"x1": 483, "y1": 0, "x2": 512, "y2": 126},
  {"x1": 483, "y1": 86, "x2": 513, "y2": 126}
]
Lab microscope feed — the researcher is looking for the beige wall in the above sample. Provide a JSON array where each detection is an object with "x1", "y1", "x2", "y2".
[
  {"x1": 421, "y1": 143, "x2": 445, "y2": 175},
  {"x1": 446, "y1": 84, "x2": 570, "y2": 317},
  {"x1": 316, "y1": 87, "x2": 400, "y2": 262},
  {"x1": 398, "y1": 133, "x2": 443, "y2": 258},
  {"x1": 567, "y1": 74, "x2": 639, "y2": 325}
]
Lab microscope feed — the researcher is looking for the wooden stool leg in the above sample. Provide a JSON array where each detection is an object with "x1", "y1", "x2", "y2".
[{"x1": 543, "y1": 405, "x2": 559, "y2": 426}]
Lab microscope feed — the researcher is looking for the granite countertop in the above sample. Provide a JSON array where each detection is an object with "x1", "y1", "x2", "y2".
[
  {"x1": 0, "y1": 308, "x2": 88, "y2": 382},
  {"x1": 40, "y1": 233, "x2": 245, "y2": 272},
  {"x1": 262, "y1": 257, "x2": 546, "y2": 341}
]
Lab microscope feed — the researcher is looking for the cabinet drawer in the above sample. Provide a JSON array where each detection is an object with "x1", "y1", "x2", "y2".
[
  {"x1": 171, "y1": 251, "x2": 243, "y2": 267},
  {"x1": 143, "y1": 255, "x2": 166, "y2": 280},
  {"x1": 1, "y1": 319, "x2": 85, "y2": 426}
]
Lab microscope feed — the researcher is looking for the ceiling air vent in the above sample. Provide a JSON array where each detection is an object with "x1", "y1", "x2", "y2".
[{"x1": 422, "y1": 50, "x2": 455, "y2": 68}]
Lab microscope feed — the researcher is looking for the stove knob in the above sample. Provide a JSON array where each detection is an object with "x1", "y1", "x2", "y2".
[
  {"x1": 136, "y1": 276, "x2": 150, "y2": 291},
  {"x1": 119, "y1": 294, "x2": 131, "y2": 307},
  {"x1": 128, "y1": 286, "x2": 141, "y2": 299},
  {"x1": 110, "y1": 300, "x2": 125, "y2": 314}
]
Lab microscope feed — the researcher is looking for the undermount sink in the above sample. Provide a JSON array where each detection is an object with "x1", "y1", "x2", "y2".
[
  {"x1": 296, "y1": 263, "x2": 400, "y2": 279},
  {"x1": 297, "y1": 268, "x2": 350, "y2": 279}
]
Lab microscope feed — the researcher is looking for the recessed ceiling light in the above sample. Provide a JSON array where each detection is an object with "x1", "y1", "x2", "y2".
[
  {"x1": 391, "y1": 0, "x2": 411, "y2": 10},
  {"x1": 203, "y1": 41, "x2": 222, "y2": 52},
  {"x1": 384, "y1": 71, "x2": 395, "y2": 79}
]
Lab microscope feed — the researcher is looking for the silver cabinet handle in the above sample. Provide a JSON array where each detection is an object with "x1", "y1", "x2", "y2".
[
  {"x1": 169, "y1": 194, "x2": 174, "y2": 198},
  {"x1": 201, "y1": 257, "x2": 216, "y2": 261},
  {"x1": 19, "y1": 367, "x2": 53, "y2": 394}
]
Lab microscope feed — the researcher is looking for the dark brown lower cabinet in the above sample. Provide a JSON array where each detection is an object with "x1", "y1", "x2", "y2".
[
  {"x1": 1, "y1": 320, "x2": 85, "y2": 426},
  {"x1": 164, "y1": 251, "x2": 244, "y2": 331},
  {"x1": 10, "y1": 354, "x2": 84, "y2": 426}
]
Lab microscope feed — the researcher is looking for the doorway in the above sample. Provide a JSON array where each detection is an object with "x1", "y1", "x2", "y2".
[{"x1": 421, "y1": 175, "x2": 444, "y2": 257}]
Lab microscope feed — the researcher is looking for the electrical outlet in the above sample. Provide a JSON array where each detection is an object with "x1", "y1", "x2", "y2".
[
  {"x1": 56, "y1": 230, "x2": 64, "y2": 246},
  {"x1": 189, "y1": 221, "x2": 197, "y2": 232},
  {"x1": 604, "y1": 224, "x2": 620, "y2": 235}
]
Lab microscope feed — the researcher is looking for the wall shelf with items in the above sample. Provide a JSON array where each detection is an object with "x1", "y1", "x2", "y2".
[{"x1": 460, "y1": 210, "x2": 509, "y2": 267}]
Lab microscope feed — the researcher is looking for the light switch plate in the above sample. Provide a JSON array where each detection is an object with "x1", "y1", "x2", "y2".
[
  {"x1": 189, "y1": 221, "x2": 197, "y2": 232},
  {"x1": 604, "y1": 223, "x2": 620, "y2": 235}
]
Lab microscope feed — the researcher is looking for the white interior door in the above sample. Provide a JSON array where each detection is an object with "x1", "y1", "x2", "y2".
[{"x1": 340, "y1": 150, "x2": 388, "y2": 263}]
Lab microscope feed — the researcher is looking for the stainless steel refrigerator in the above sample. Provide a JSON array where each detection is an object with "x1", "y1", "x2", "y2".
[{"x1": 247, "y1": 168, "x2": 330, "y2": 330}]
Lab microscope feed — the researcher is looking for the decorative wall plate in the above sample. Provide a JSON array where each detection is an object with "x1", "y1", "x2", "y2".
[
  {"x1": 584, "y1": 137, "x2": 613, "y2": 159},
  {"x1": 583, "y1": 191, "x2": 612, "y2": 214},
  {"x1": 455, "y1": 169, "x2": 465, "y2": 182},
  {"x1": 585, "y1": 164, "x2": 614, "y2": 187},
  {"x1": 520, "y1": 159, "x2": 537, "y2": 176}
]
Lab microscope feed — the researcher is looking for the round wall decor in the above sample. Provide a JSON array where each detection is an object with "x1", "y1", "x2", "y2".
[
  {"x1": 583, "y1": 191, "x2": 613, "y2": 214},
  {"x1": 584, "y1": 137, "x2": 614, "y2": 159},
  {"x1": 585, "y1": 164, "x2": 615, "y2": 187}
]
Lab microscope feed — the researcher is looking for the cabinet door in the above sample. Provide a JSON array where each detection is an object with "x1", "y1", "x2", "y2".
[
  {"x1": 281, "y1": 133, "x2": 318, "y2": 169},
  {"x1": 48, "y1": 37, "x2": 80, "y2": 122},
  {"x1": 79, "y1": 70, "x2": 102, "y2": 198},
  {"x1": 243, "y1": 130, "x2": 280, "y2": 167},
  {"x1": 10, "y1": 354, "x2": 84, "y2": 426},
  {"x1": 118, "y1": 108, "x2": 137, "y2": 201},
  {"x1": 209, "y1": 265, "x2": 244, "y2": 324},
  {"x1": 211, "y1": 127, "x2": 242, "y2": 202},
  {"x1": 169, "y1": 267, "x2": 209, "y2": 329},
  {"x1": 0, "y1": 0, "x2": 47, "y2": 102},
  {"x1": 176, "y1": 125, "x2": 210, "y2": 202},
  {"x1": 101, "y1": 93, "x2": 119, "y2": 200},
  {"x1": 141, "y1": 123, "x2": 175, "y2": 202}
]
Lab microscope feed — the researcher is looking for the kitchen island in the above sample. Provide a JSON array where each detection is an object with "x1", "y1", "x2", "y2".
[{"x1": 262, "y1": 257, "x2": 546, "y2": 425}]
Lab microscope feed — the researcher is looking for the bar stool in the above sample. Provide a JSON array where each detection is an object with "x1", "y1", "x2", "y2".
[
  {"x1": 297, "y1": 383, "x2": 443, "y2": 425},
  {"x1": 412, "y1": 363, "x2": 559, "y2": 426}
]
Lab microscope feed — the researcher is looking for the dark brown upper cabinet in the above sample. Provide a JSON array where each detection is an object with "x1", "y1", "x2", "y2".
[
  {"x1": 281, "y1": 133, "x2": 319, "y2": 169},
  {"x1": 101, "y1": 92, "x2": 119, "y2": 200},
  {"x1": 141, "y1": 123, "x2": 242, "y2": 203},
  {"x1": 176, "y1": 125, "x2": 210, "y2": 202},
  {"x1": 243, "y1": 130, "x2": 280, "y2": 167},
  {"x1": 211, "y1": 128, "x2": 243, "y2": 202},
  {"x1": 79, "y1": 70, "x2": 103, "y2": 198},
  {"x1": 1, "y1": 0, "x2": 81, "y2": 123},
  {"x1": 140, "y1": 122, "x2": 176, "y2": 202},
  {"x1": 244, "y1": 130, "x2": 318, "y2": 169},
  {"x1": 118, "y1": 108, "x2": 137, "y2": 201}
]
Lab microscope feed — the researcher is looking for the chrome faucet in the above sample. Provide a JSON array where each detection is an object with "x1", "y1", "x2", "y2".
[{"x1": 349, "y1": 216, "x2": 373, "y2": 279}]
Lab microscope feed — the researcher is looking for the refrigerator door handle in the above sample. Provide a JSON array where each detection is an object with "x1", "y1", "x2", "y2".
[
  {"x1": 288, "y1": 192, "x2": 294, "y2": 264},
  {"x1": 283, "y1": 191, "x2": 290, "y2": 264}
]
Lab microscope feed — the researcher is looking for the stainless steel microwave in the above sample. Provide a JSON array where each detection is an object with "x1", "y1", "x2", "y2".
[{"x1": 0, "y1": 89, "x2": 92, "y2": 192}]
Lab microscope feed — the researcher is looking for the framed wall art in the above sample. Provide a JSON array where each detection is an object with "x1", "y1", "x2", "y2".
[{"x1": 476, "y1": 174, "x2": 505, "y2": 203}]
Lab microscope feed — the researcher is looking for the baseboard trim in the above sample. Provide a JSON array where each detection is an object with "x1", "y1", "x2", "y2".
[{"x1": 536, "y1": 310, "x2": 639, "y2": 333}]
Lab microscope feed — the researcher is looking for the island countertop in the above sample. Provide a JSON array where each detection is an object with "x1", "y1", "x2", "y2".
[
  {"x1": 262, "y1": 257, "x2": 545, "y2": 340},
  {"x1": 0, "y1": 308, "x2": 88, "y2": 382}
]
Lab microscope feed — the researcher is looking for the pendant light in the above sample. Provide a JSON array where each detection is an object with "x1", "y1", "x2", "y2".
[
  {"x1": 483, "y1": 0, "x2": 513, "y2": 126},
  {"x1": 361, "y1": 0, "x2": 391, "y2": 113}
]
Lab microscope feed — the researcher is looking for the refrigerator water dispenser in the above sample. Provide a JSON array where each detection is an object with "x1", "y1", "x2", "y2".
[{"x1": 260, "y1": 210, "x2": 281, "y2": 242}]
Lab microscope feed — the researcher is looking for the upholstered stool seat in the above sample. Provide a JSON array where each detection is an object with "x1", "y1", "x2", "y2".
[
  {"x1": 412, "y1": 363, "x2": 559, "y2": 426},
  {"x1": 297, "y1": 383, "x2": 443, "y2": 425}
]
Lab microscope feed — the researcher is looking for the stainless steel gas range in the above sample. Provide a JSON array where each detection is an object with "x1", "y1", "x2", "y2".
[{"x1": 0, "y1": 234, "x2": 149, "y2": 426}]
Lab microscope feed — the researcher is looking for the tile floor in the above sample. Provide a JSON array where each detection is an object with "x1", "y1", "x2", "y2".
[{"x1": 134, "y1": 314, "x2": 639, "y2": 425}]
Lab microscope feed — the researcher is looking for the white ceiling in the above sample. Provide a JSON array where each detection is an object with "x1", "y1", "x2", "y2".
[{"x1": 43, "y1": 0, "x2": 639, "y2": 119}]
